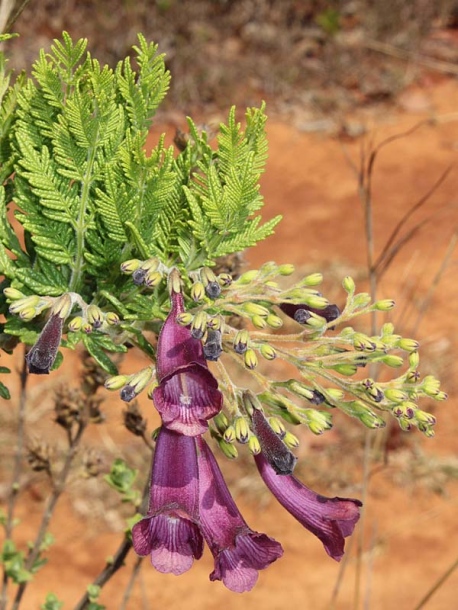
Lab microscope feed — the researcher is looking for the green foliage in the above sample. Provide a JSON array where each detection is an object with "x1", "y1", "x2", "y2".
[
  {"x1": 104, "y1": 458, "x2": 140, "y2": 505},
  {"x1": 0, "y1": 32, "x2": 279, "y2": 366},
  {"x1": 0, "y1": 540, "x2": 33, "y2": 584},
  {"x1": 40, "y1": 593, "x2": 64, "y2": 610}
]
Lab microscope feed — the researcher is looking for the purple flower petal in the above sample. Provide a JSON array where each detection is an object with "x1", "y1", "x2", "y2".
[
  {"x1": 132, "y1": 427, "x2": 203, "y2": 574},
  {"x1": 153, "y1": 289, "x2": 223, "y2": 435},
  {"x1": 196, "y1": 437, "x2": 283, "y2": 592},
  {"x1": 156, "y1": 290, "x2": 207, "y2": 381},
  {"x1": 254, "y1": 452, "x2": 362, "y2": 561},
  {"x1": 26, "y1": 313, "x2": 63, "y2": 374},
  {"x1": 153, "y1": 365, "x2": 222, "y2": 436}
]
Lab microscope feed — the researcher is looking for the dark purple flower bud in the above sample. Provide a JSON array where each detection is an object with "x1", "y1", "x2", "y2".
[
  {"x1": 310, "y1": 390, "x2": 326, "y2": 405},
  {"x1": 120, "y1": 385, "x2": 136, "y2": 403},
  {"x1": 26, "y1": 313, "x2": 63, "y2": 375},
  {"x1": 132, "y1": 427, "x2": 203, "y2": 575},
  {"x1": 280, "y1": 302, "x2": 341, "y2": 324},
  {"x1": 203, "y1": 330, "x2": 223, "y2": 362},
  {"x1": 251, "y1": 407, "x2": 297, "y2": 475},
  {"x1": 132, "y1": 268, "x2": 147, "y2": 285},
  {"x1": 196, "y1": 437, "x2": 283, "y2": 592},
  {"x1": 254, "y1": 453, "x2": 362, "y2": 561},
  {"x1": 205, "y1": 281, "x2": 221, "y2": 300},
  {"x1": 153, "y1": 290, "x2": 223, "y2": 436}
]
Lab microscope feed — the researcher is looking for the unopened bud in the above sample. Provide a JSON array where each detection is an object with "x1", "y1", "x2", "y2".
[
  {"x1": 205, "y1": 281, "x2": 221, "y2": 300},
  {"x1": 3, "y1": 287, "x2": 25, "y2": 300},
  {"x1": 242, "y1": 302, "x2": 270, "y2": 317},
  {"x1": 176, "y1": 312, "x2": 193, "y2": 326},
  {"x1": 333, "y1": 364, "x2": 358, "y2": 376},
  {"x1": 353, "y1": 333, "x2": 376, "y2": 352},
  {"x1": 259, "y1": 344, "x2": 277, "y2": 360},
  {"x1": 397, "y1": 338, "x2": 420, "y2": 352},
  {"x1": 218, "y1": 273, "x2": 233, "y2": 286},
  {"x1": 140, "y1": 258, "x2": 160, "y2": 272},
  {"x1": 266, "y1": 314, "x2": 283, "y2": 329},
  {"x1": 251, "y1": 408, "x2": 297, "y2": 475},
  {"x1": 268, "y1": 416, "x2": 286, "y2": 437},
  {"x1": 9, "y1": 295, "x2": 40, "y2": 314},
  {"x1": 252, "y1": 314, "x2": 267, "y2": 329},
  {"x1": 373, "y1": 299, "x2": 395, "y2": 311},
  {"x1": 234, "y1": 417, "x2": 250, "y2": 443},
  {"x1": 105, "y1": 312, "x2": 120, "y2": 326},
  {"x1": 68, "y1": 316, "x2": 83, "y2": 332},
  {"x1": 244, "y1": 348, "x2": 258, "y2": 369},
  {"x1": 191, "y1": 311, "x2": 208, "y2": 339},
  {"x1": 213, "y1": 412, "x2": 229, "y2": 434},
  {"x1": 144, "y1": 271, "x2": 162, "y2": 288},
  {"x1": 409, "y1": 352, "x2": 420, "y2": 368},
  {"x1": 217, "y1": 437, "x2": 238, "y2": 459},
  {"x1": 237, "y1": 269, "x2": 258, "y2": 284},
  {"x1": 352, "y1": 293, "x2": 372, "y2": 308},
  {"x1": 104, "y1": 375, "x2": 129, "y2": 391},
  {"x1": 223, "y1": 425, "x2": 236, "y2": 443},
  {"x1": 120, "y1": 259, "x2": 141, "y2": 274},
  {"x1": 277, "y1": 264, "x2": 295, "y2": 276},
  {"x1": 325, "y1": 388, "x2": 345, "y2": 401},
  {"x1": 248, "y1": 435, "x2": 261, "y2": 455},
  {"x1": 303, "y1": 295, "x2": 329, "y2": 310},
  {"x1": 384, "y1": 388, "x2": 408, "y2": 402},
  {"x1": 283, "y1": 431, "x2": 300, "y2": 449},
  {"x1": 342, "y1": 276, "x2": 355, "y2": 294},
  {"x1": 87, "y1": 304, "x2": 104, "y2": 329},
  {"x1": 233, "y1": 329, "x2": 250, "y2": 354},
  {"x1": 19, "y1": 306, "x2": 38, "y2": 321},
  {"x1": 191, "y1": 282, "x2": 206, "y2": 302},
  {"x1": 300, "y1": 272, "x2": 322, "y2": 286},
  {"x1": 379, "y1": 354, "x2": 404, "y2": 368},
  {"x1": 200, "y1": 267, "x2": 218, "y2": 286}
]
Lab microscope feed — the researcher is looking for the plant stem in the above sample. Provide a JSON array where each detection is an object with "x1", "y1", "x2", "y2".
[
  {"x1": 11, "y1": 421, "x2": 86, "y2": 609},
  {"x1": 73, "y1": 537, "x2": 133, "y2": 610},
  {"x1": 119, "y1": 556, "x2": 144, "y2": 610},
  {"x1": 0, "y1": 355, "x2": 28, "y2": 610},
  {"x1": 413, "y1": 555, "x2": 458, "y2": 610}
]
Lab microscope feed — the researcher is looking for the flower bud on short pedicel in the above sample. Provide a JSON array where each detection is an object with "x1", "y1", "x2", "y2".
[
  {"x1": 251, "y1": 406, "x2": 297, "y2": 475},
  {"x1": 26, "y1": 313, "x2": 64, "y2": 374}
]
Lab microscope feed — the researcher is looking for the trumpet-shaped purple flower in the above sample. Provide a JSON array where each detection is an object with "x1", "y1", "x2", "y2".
[
  {"x1": 196, "y1": 436, "x2": 283, "y2": 592},
  {"x1": 153, "y1": 290, "x2": 223, "y2": 436},
  {"x1": 26, "y1": 313, "x2": 63, "y2": 374},
  {"x1": 254, "y1": 452, "x2": 362, "y2": 561},
  {"x1": 132, "y1": 427, "x2": 203, "y2": 575}
]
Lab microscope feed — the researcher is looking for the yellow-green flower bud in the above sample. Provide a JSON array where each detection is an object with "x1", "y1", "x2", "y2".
[
  {"x1": 302, "y1": 409, "x2": 332, "y2": 434},
  {"x1": 213, "y1": 412, "x2": 229, "y2": 434},
  {"x1": 288, "y1": 381, "x2": 315, "y2": 400},
  {"x1": 373, "y1": 299, "x2": 395, "y2": 311},
  {"x1": 168, "y1": 268, "x2": 183, "y2": 295},
  {"x1": 19, "y1": 306, "x2": 38, "y2": 321},
  {"x1": 304, "y1": 295, "x2": 329, "y2": 310},
  {"x1": 277, "y1": 263, "x2": 295, "y2": 276},
  {"x1": 176, "y1": 312, "x2": 193, "y2": 326},
  {"x1": 353, "y1": 333, "x2": 376, "y2": 352},
  {"x1": 414, "y1": 410, "x2": 436, "y2": 426},
  {"x1": 251, "y1": 314, "x2": 267, "y2": 329},
  {"x1": 283, "y1": 431, "x2": 300, "y2": 449},
  {"x1": 352, "y1": 292, "x2": 371, "y2": 308},
  {"x1": 342, "y1": 276, "x2": 355, "y2": 294},
  {"x1": 104, "y1": 375, "x2": 129, "y2": 390},
  {"x1": 265, "y1": 280, "x2": 279, "y2": 288},
  {"x1": 325, "y1": 388, "x2": 345, "y2": 401},
  {"x1": 379, "y1": 354, "x2": 404, "y2": 368},
  {"x1": 207, "y1": 316, "x2": 222, "y2": 331},
  {"x1": 68, "y1": 316, "x2": 84, "y2": 332},
  {"x1": 242, "y1": 302, "x2": 270, "y2": 317},
  {"x1": 128, "y1": 367, "x2": 154, "y2": 394},
  {"x1": 140, "y1": 258, "x2": 160, "y2": 272},
  {"x1": 120, "y1": 259, "x2": 141, "y2": 274},
  {"x1": 218, "y1": 273, "x2": 233, "y2": 286},
  {"x1": 248, "y1": 435, "x2": 261, "y2": 455},
  {"x1": 200, "y1": 267, "x2": 217, "y2": 286},
  {"x1": 237, "y1": 269, "x2": 259, "y2": 284},
  {"x1": 217, "y1": 437, "x2": 238, "y2": 459},
  {"x1": 259, "y1": 344, "x2": 277, "y2": 360},
  {"x1": 384, "y1": 388, "x2": 408, "y2": 402},
  {"x1": 9, "y1": 295, "x2": 40, "y2": 314},
  {"x1": 268, "y1": 416, "x2": 286, "y2": 437},
  {"x1": 234, "y1": 329, "x2": 250, "y2": 354},
  {"x1": 397, "y1": 338, "x2": 420, "y2": 352},
  {"x1": 144, "y1": 271, "x2": 162, "y2": 288},
  {"x1": 223, "y1": 425, "x2": 236, "y2": 443},
  {"x1": 191, "y1": 311, "x2": 208, "y2": 339},
  {"x1": 105, "y1": 312, "x2": 120, "y2": 326},
  {"x1": 87, "y1": 304, "x2": 104, "y2": 328},
  {"x1": 234, "y1": 417, "x2": 250, "y2": 443},
  {"x1": 359, "y1": 411, "x2": 386, "y2": 429},
  {"x1": 191, "y1": 282, "x2": 206, "y2": 302},
  {"x1": 301, "y1": 272, "x2": 323, "y2": 286},
  {"x1": 266, "y1": 314, "x2": 283, "y2": 329},
  {"x1": 3, "y1": 287, "x2": 25, "y2": 300},
  {"x1": 304, "y1": 313, "x2": 326, "y2": 329},
  {"x1": 244, "y1": 348, "x2": 258, "y2": 370}
]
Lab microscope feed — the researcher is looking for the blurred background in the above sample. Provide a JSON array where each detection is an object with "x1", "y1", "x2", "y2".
[{"x1": 1, "y1": 1, "x2": 458, "y2": 609}]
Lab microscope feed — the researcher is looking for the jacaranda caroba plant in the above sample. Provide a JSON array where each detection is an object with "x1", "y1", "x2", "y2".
[{"x1": 0, "y1": 31, "x2": 446, "y2": 602}]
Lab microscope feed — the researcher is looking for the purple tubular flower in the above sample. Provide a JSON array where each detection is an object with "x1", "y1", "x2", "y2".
[
  {"x1": 254, "y1": 453, "x2": 362, "y2": 561},
  {"x1": 153, "y1": 290, "x2": 223, "y2": 436},
  {"x1": 132, "y1": 427, "x2": 203, "y2": 575},
  {"x1": 26, "y1": 313, "x2": 63, "y2": 374},
  {"x1": 280, "y1": 302, "x2": 341, "y2": 324},
  {"x1": 196, "y1": 436, "x2": 283, "y2": 592}
]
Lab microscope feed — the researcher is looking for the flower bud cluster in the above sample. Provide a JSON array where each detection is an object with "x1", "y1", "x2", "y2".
[{"x1": 121, "y1": 257, "x2": 165, "y2": 288}]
